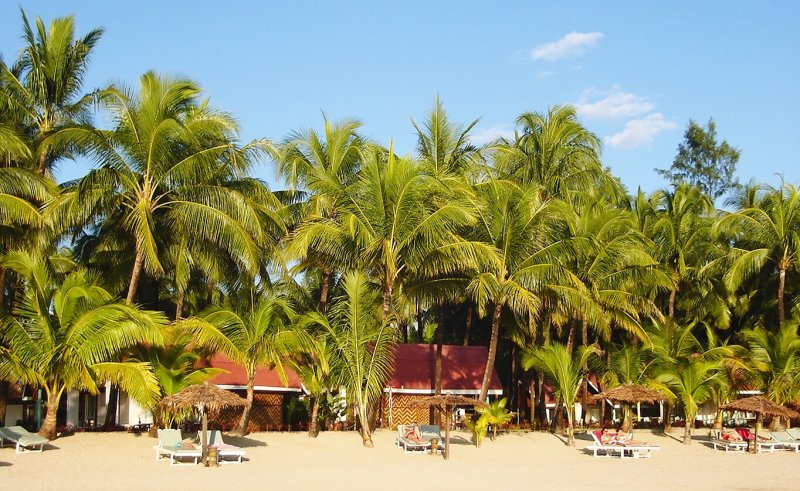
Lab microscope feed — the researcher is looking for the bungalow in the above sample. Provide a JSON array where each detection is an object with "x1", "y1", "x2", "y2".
[
  {"x1": 380, "y1": 344, "x2": 503, "y2": 427},
  {"x1": 205, "y1": 354, "x2": 306, "y2": 432}
]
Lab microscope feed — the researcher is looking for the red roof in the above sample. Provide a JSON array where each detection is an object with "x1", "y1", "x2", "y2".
[
  {"x1": 386, "y1": 344, "x2": 503, "y2": 395},
  {"x1": 207, "y1": 354, "x2": 304, "y2": 392}
]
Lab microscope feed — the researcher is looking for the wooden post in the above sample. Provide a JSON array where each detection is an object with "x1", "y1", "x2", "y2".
[{"x1": 444, "y1": 406, "x2": 450, "y2": 460}]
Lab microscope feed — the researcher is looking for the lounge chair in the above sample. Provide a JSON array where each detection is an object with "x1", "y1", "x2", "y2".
[
  {"x1": 198, "y1": 430, "x2": 246, "y2": 464},
  {"x1": 735, "y1": 428, "x2": 782, "y2": 453},
  {"x1": 710, "y1": 429, "x2": 748, "y2": 452},
  {"x1": 154, "y1": 428, "x2": 201, "y2": 466},
  {"x1": 396, "y1": 424, "x2": 443, "y2": 454},
  {"x1": 586, "y1": 430, "x2": 660, "y2": 459},
  {"x1": 0, "y1": 426, "x2": 49, "y2": 453},
  {"x1": 787, "y1": 428, "x2": 800, "y2": 441},
  {"x1": 769, "y1": 431, "x2": 800, "y2": 453}
]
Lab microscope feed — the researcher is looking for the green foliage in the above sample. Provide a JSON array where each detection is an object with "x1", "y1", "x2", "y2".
[
  {"x1": 656, "y1": 118, "x2": 740, "y2": 200},
  {"x1": 476, "y1": 397, "x2": 515, "y2": 442}
]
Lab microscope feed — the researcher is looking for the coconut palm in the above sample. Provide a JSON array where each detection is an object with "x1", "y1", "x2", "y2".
[
  {"x1": 716, "y1": 182, "x2": 800, "y2": 327},
  {"x1": 650, "y1": 184, "x2": 715, "y2": 318},
  {"x1": 0, "y1": 252, "x2": 165, "y2": 439},
  {"x1": 47, "y1": 72, "x2": 273, "y2": 305},
  {"x1": 466, "y1": 179, "x2": 595, "y2": 400},
  {"x1": 187, "y1": 293, "x2": 312, "y2": 435},
  {"x1": 475, "y1": 397, "x2": 515, "y2": 442},
  {"x1": 317, "y1": 272, "x2": 397, "y2": 447},
  {"x1": 522, "y1": 341, "x2": 600, "y2": 446},
  {"x1": 0, "y1": 10, "x2": 103, "y2": 175},
  {"x1": 740, "y1": 321, "x2": 800, "y2": 427}
]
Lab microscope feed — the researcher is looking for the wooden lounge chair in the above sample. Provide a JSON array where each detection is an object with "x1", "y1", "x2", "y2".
[
  {"x1": 154, "y1": 428, "x2": 201, "y2": 466},
  {"x1": 199, "y1": 430, "x2": 246, "y2": 464},
  {"x1": 769, "y1": 431, "x2": 800, "y2": 453},
  {"x1": 710, "y1": 429, "x2": 748, "y2": 452},
  {"x1": 586, "y1": 430, "x2": 660, "y2": 459},
  {"x1": 0, "y1": 426, "x2": 49, "y2": 453}
]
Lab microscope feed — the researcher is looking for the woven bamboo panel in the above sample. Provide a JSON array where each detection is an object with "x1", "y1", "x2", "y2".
[
  {"x1": 382, "y1": 393, "x2": 432, "y2": 428},
  {"x1": 212, "y1": 392, "x2": 285, "y2": 432}
]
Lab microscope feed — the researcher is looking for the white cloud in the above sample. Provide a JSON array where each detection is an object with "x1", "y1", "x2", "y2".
[
  {"x1": 470, "y1": 124, "x2": 515, "y2": 145},
  {"x1": 530, "y1": 32, "x2": 603, "y2": 61},
  {"x1": 605, "y1": 113, "x2": 678, "y2": 149},
  {"x1": 574, "y1": 85, "x2": 654, "y2": 120}
]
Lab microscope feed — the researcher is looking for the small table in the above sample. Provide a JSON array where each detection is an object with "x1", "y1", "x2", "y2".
[{"x1": 429, "y1": 438, "x2": 439, "y2": 456}]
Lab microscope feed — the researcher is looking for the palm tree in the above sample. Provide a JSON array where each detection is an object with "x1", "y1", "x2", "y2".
[
  {"x1": 466, "y1": 179, "x2": 593, "y2": 400},
  {"x1": 716, "y1": 182, "x2": 800, "y2": 327},
  {"x1": 0, "y1": 252, "x2": 165, "y2": 439},
  {"x1": 317, "y1": 272, "x2": 398, "y2": 447},
  {"x1": 475, "y1": 397, "x2": 515, "y2": 441},
  {"x1": 0, "y1": 10, "x2": 103, "y2": 175},
  {"x1": 48, "y1": 72, "x2": 273, "y2": 305},
  {"x1": 493, "y1": 105, "x2": 621, "y2": 201},
  {"x1": 187, "y1": 293, "x2": 312, "y2": 435},
  {"x1": 522, "y1": 341, "x2": 599, "y2": 446},
  {"x1": 291, "y1": 319, "x2": 335, "y2": 437},
  {"x1": 741, "y1": 321, "x2": 800, "y2": 428},
  {"x1": 650, "y1": 184, "x2": 715, "y2": 318}
]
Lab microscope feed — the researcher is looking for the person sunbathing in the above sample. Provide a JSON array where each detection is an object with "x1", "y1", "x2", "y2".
[
  {"x1": 404, "y1": 424, "x2": 425, "y2": 443},
  {"x1": 721, "y1": 430, "x2": 743, "y2": 442},
  {"x1": 610, "y1": 431, "x2": 647, "y2": 446}
]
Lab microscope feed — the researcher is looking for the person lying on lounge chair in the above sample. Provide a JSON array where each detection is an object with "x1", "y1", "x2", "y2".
[
  {"x1": 721, "y1": 430, "x2": 743, "y2": 442},
  {"x1": 404, "y1": 423, "x2": 424, "y2": 443}
]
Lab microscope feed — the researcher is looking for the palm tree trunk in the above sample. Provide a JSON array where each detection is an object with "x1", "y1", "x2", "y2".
[
  {"x1": 668, "y1": 288, "x2": 676, "y2": 318},
  {"x1": 308, "y1": 396, "x2": 320, "y2": 437},
  {"x1": 435, "y1": 304, "x2": 445, "y2": 396},
  {"x1": 463, "y1": 305, "x2": 473, "y2": 346},
  {"x1": 37, "y1": 149, "x2": 48, "y2": 176},
  {"x1": 581, "y1": 319, "x2": 588, "y2": 426},
  {"x1": 235, "y1": 374, "x2": 255, "y2": 436},
  {"x1": 479, "y1": 303, "x2": 502, "y2": 401},
  {"x1": 175, "y1": 290, "x2": 185, "y2": 321},
  {"x1": 0, "y1": 381, "x2": 8, "y2": 425},
  {"x1": 319, "y1": 268, "x2": 331, "y2": 313},
  {"x1": 663, "y1": 401, "x2": 673, "y2": 433},
  {"x1": 778, "y1": 267, "x2": 786, "y2": 327},
  {"x1": 126, "y1": 247, "x2": 145, "y2": 304},
  {"x1": 683, "y1": 416, "x2": 692, "y2": 445},
  {"x1": 712, "y1": 408, "x2": 723, "y2": 430},
  {"x1": 104, "y1": 385, "x2": 119, "y2": 429},
  {"x1": 566, "y1": 320, "x2": 575, "y2": 354},
  {"x1": 566, "y1": 404, "x2": 575, "y2": 446},
  {"x1": 0, "y1": 266, "x2": 6, "y2": 306},
  {"x1": 38, "y1": 387, "x2": 60, "y2": 440},
  {"x1": 382, "y1": 282, "x2": 393, "y2": 321}
]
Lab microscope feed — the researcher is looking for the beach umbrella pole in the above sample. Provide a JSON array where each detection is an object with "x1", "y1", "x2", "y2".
[
  {"x1": 201, "y1": 406, "x2": 208, "y2": 465},
  {"x1": 444, "y1": 406, "x2": 450, "y2": 460}
]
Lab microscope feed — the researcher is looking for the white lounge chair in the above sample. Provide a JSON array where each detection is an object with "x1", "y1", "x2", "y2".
[
  {"x1": 586, "y1": 430, "x2": 660, "y2": 459},
  {"x1": 710, "y1": 429, "x2": 748, "y2": 452},
  {"x1": 154, "y1": 428, "x2": 201, "y2": 466},
  {"x1": 769, "y1": 431, "x2": 800, "y2": 453},
  {"x1": 396, "y1": 424, "x2": 443, "y2": 454},
  {"x1": 0, "y1": 426, "x2": 49, "y2": 453},
  {"x1": 199, "y1": 430, "x2": 246, "y2": 464}
]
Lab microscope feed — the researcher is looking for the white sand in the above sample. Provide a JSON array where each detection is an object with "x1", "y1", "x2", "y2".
[{"x1": 2, "y1": 428, "x2": 799, "y2": 490}]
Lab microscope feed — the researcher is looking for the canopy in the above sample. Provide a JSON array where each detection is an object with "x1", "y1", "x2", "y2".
[{"x1": 411, "y1": 394, "x2": 488, "y2": 460}]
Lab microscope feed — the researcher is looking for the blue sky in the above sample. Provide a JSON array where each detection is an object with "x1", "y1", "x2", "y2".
[{"x1": 2, "y1": 1, "x2": 798, "y2": 194}]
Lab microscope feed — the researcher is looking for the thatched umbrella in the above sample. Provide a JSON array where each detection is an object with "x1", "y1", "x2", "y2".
[
  {"x1": 721, "y1": 396, "x2": 800, "y2": 453},
  {"x1": 160, "y1": 382, "x2": 247, "y2": 464},
  {"x1": 411, "y1": 394, "x2": 489, "y2": 460},
  {"x1": 592, "y1": 383, "x2": 664, "y2": 433}
]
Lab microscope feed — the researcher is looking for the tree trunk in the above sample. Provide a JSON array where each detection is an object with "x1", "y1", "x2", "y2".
[
  {"x1": 319, "y1": 268, "x2": 331, "y2": 313},
  {"x1": 416, "y1": 306, "x2": 424, "y2": 343},
  {"x1": 104, "y1": 385, "x2": 119, "y2": 429},
  {"x1": 37, "y1": 149, "x2": 48, "y2": 175},
  {"x1": 580, "y1": 319, "x2": 589, "y2": 426},
  {"x1": 778, "y1": 267, "x2": 786, "y2": 327},
  {"x1": 175, "y1": 290, "x2": 185, "y2": 321},
  {"x1": 668, "y1": 288, "x2": 676, "y2": 318},
  {"x1": 0, "y1": 266, "x2": 6, "y2": 306},
  {"x1": 39, "y1": 389, "x2": 60, "y2": 440},
  {"x1": 435, "y1": 304, "x2": 445, "y2": 396},
  {"x1": 565, "y1": 320, "x2": 575, "y2": 354},
  {"x1": 663, "y1": 401, "x2": 673, "y2": 433},
  {"x1": 0, "y1": 381, "x2": 8, "y2": 426},
  {"x1": 536, "y1": 372, "x2": 547, "y2": 429},
  {"x1": 126, "y1": 248, "x2": 145, "y2": 304},
  {"x1": 566, "y1": 406, "x2": 575, "y2": 446},
  {"x1": 479, "y1": 303, "x2": 502, "y2": 401},
  {"x1": 463, "y1": 305, "x2": 473, "y2": 346},
  {"x1": 712, "y1": 408, "x2": 723, "y2": 430},
  {"x1": 683, "y1": 417, "x2": 692, "y2": 445},
  {"x1": 308, "y1": 396, "x2": 320, "y2": 437},
  {"x1": 235, "y1": 374, "x2": 255, "y2": 436},
  {"x1": 382, "y1": 282, "x2": 393, "y2": 321}
]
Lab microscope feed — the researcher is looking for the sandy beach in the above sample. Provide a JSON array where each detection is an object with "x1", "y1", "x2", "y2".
[{"x1": 2, "y1": 428, "x2": 799, "y2": 491}]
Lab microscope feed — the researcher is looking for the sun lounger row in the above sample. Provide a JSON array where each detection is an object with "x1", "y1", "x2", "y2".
[
  {"x1": 0, "y1": 426, "x2": 49, "y2": 454},
  {"x1": 587, "y1": 430, "x2": 660, "y2": 459},
  {"x1": 711, "y1": 428, "x2": 800, "y2": 453},
  {"x1": 154, "y1": 428, "x2": 246, "y2": 465}
]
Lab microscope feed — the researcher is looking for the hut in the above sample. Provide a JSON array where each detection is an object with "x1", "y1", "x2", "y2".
[
  {"x1": 381, "y1": 344, "x2": 503, "y2": 427},
  {"x1": 205, "y1": 354, "x2": 306, "y2": 432}
]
